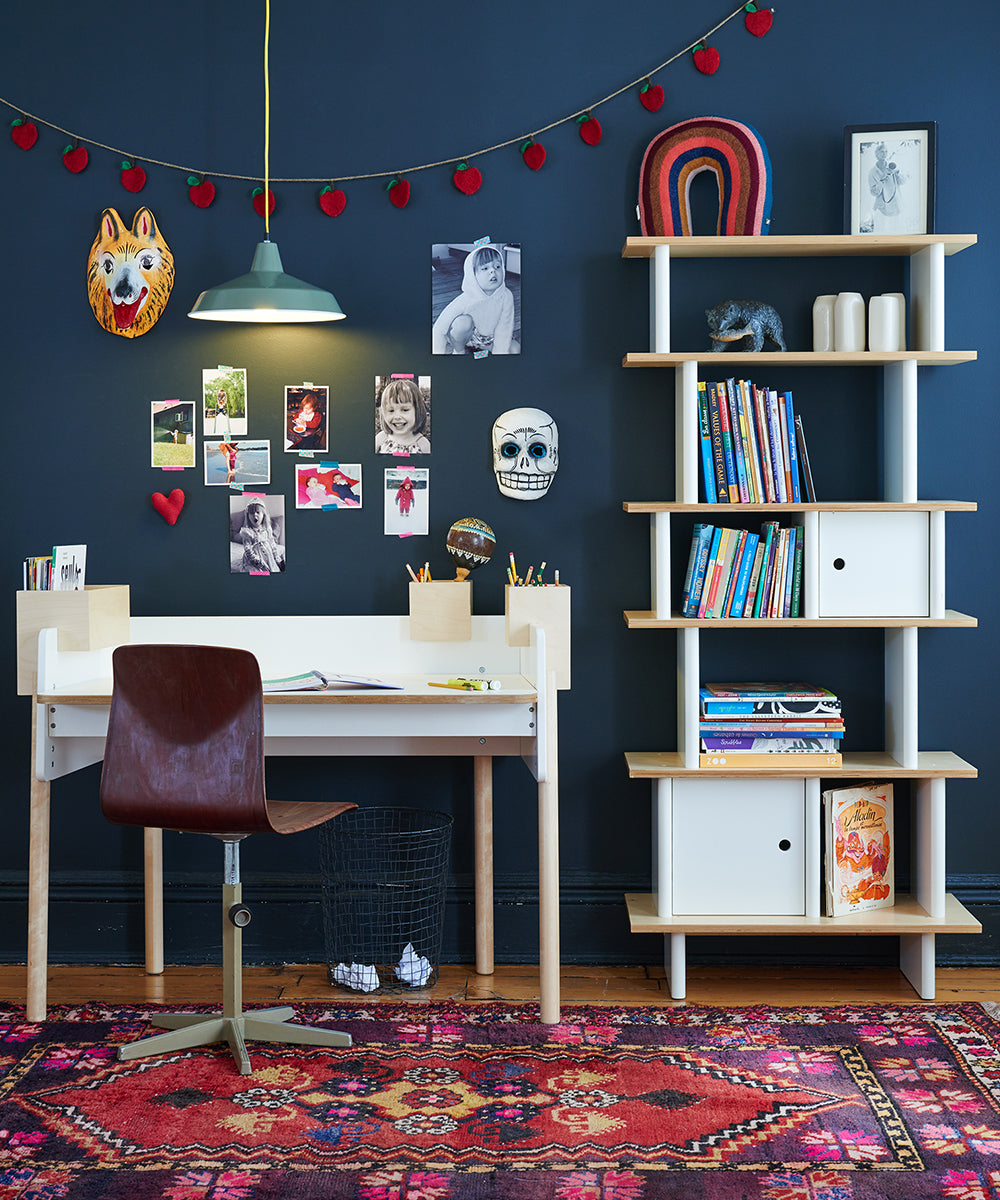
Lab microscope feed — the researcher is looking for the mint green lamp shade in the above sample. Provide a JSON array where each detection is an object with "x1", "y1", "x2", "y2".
[{"x1": 188, "y1": 240, "x2": 345, "y2": 323}]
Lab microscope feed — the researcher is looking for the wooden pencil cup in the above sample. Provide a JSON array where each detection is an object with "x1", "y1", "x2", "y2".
[
  {"x1": 505, "y1": 585, "x2": 571, "y2": 689},
  {"x1": 16, "y1": 584, "x2": 131, "y2": 696},
  {"x1": 408, "y1": 581, "x2": 472, "y2": 641}
]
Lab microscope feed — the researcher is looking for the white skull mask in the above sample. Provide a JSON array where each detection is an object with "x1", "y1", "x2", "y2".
[{"x1": 491, "y1": 408, "x2": 559, "y2": 500}]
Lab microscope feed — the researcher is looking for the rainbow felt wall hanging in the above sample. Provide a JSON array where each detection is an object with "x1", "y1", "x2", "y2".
[{"x1": 638, "y1": 116, "x2": 772, "y2": 237}]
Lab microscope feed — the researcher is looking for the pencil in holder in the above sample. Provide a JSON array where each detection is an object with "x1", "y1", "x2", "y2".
[
  {"x1": 409, "y1": 581, "x2": 472, "y2": 641},
  {"x1": 504, "y1": 584, "x2": 571, "y2": 688}
]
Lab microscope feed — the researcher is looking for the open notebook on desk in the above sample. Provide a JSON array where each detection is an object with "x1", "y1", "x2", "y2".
[{"x1": 262, "y1": 670, "x2": 404, "y2": 692}]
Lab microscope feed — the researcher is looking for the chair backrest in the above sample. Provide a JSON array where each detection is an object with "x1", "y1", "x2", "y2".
[{"x1": 100, "y1": 643, "x2": 272, "y2": 835}]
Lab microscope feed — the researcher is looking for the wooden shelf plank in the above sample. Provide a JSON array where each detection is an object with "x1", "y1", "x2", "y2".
[
  {"x1": 623, "y1": 350, "x2": 977, "y2": 368},
  {"x1": 623, "y1": 501, "x2": 977, "y2": 514},
  {"x1": 625, "y1": 750, "x2": 978, "y2": 779},
  {"x1": 622, "y1": 234, "x2": 978, "y2": 258},
  {"x1": 624, "y1": 609, "x2": 978, "y2": 629},
  {"x1": 625, "y1": 891, "x2": 982, "y2": 936}
]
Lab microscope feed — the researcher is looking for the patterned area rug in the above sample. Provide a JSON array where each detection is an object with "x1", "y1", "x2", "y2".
[{"x1": 1, "y1": 1001, "x2": 999, "y2": 1197}]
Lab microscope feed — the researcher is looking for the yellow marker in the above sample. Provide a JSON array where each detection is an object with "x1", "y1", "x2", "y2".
[{"x1": 428, "y1": 680, "x2": 479, "y2": 691}]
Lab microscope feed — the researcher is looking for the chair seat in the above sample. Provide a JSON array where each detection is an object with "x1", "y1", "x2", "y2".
[{"x1": 265, "y1": 798, "x2": 357, "y2": 835}]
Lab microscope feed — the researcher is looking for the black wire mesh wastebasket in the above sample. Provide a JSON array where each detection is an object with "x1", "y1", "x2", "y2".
[{"x1": 319, "y1": 806, "x2": 453, "y2": 993}]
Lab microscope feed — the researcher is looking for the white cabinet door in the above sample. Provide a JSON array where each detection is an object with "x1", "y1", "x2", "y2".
[
  {"x1": 818, "y1": 512, "x2": 929, "y2": 617},
  {"x1": 672, "y1": 777, "x2": 805, "y2": 915}
]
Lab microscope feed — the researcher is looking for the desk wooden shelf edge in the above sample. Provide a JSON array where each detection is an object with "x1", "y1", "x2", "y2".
[{"x1": 625, "y1": 609, "x2": 978, "y2": 630}]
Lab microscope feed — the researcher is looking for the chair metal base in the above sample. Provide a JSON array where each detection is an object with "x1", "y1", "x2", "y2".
[{"x1": 117, "y1": 1005, "x2": 353, "y2": 1075}]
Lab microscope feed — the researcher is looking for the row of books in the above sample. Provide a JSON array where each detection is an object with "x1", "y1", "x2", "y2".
[
  {"x1": 681, "y1": 522, "x2": 803, "y2": 619},
  {"x1": 22, "y1": 545, "x2": 87, "y2": 591},
  {"x1": 699, "y1": 682, "x2": 844, "y2": 768},
  {"x1": 699, "y1": 379, "x2": 815, "y2": 504}
]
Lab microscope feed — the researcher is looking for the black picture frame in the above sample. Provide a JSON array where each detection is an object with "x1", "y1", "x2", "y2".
[{"x1": 843, "y1": 122, "x2": 936, "y2": 236}]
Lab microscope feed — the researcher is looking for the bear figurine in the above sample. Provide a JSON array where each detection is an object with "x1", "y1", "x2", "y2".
[{"x1": 706, "y1": 300, "x2": 786, "y2": 352}]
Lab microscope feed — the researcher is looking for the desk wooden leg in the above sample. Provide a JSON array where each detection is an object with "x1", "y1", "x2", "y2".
[
  {"x1": 27, "y1": 701, "x2": 49, "y2": 1022},
  {"x1": 144, "y1": 828, "x2": 164, "y2": 976},
  {"x1": 538, "y1": 675, "x2": 560, "y2": 1024},
  {"x1": 473, "y1": 756, "x2": 494, "y2": 976}
]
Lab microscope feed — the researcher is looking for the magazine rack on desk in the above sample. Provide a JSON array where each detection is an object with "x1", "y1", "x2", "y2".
[{"x1": 28, "y1": 614, "x2": 565, "y2": 1024}]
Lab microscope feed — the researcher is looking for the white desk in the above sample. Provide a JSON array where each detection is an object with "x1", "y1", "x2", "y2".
[{"x1": 28, "y1": 614, "x2": 563, "y2": 1023}]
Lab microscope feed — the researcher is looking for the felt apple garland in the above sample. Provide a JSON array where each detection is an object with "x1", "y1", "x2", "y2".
[
  {"x1": 691, "y1": 42, "x2": 720, "y2": 74},
  {"x1": 452, "y1": 161, "x2": 482, "y2": 195},
  {"x1": 10, "y1": 117, "x2": 37, "y2": 150},
  {"x1": 120, "y1": 159, "x2": 146, "y2": 193},
  {"x1": 577, "y1": 113, "x2": 602, "y2": 146},
  {"x1": 62, "y1": 142, "x2": 88, "y2": 173},
  {"x1": 151, "y1": 489, "x2": 185, "y2": 525},
  {"x1": 319, "y1": 185, "x2": 347, "y2": 216},
  {"x1": 387, "y1": 176, "x2": 410, "y2": 208},
  {"x1": 252, "y1": 186, "x2": 275, "y2": 216},
  {"x1": 744, "y1": 3, "x2": 773, "y2": 36},
  {"x1": 639, "y1": 81, "x2": 664, "y2": 112},
  {"x1": 520, "y1": 138, "x2": 546, "y2": 170},
  {"x1": 187, "y1": 176, "x2": 216, "y2": 208}
]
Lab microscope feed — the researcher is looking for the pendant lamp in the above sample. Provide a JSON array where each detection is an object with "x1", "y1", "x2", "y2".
[{"x1": 189, "y1": 0, "x2": 345, "y2": 323}]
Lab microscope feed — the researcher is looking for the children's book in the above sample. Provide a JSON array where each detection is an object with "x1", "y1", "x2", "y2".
[
  {"x1": 823, "y1": 782, "x2": 894, "y2": 917},
  {"x1": 262, "y1": 670, "x2": 404, "y2": 692},
  {"x1": 51, "y1": 544, "x2": 87, "y2": 591},
  {"x1": 700, "y1": 750, "x2": 842, "y2": 768},
  {"x1": 702, "y1": 682, "x2": 839, "y2": 700}
]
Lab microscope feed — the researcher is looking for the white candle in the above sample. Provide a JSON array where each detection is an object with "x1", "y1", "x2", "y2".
[
  {"x1": 812, "y1": 295, "x2": 836, "y2": 351},
  {"x1": 868, "y1": 294, "x2": 901, "y2": 352},
  {"x1": 834, "y1": 292, "x2": 865, "y2": 352}
]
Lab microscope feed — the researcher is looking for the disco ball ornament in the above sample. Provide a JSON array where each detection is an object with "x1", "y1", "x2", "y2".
[{"x1": 446, "y1": 517, "x2": 496, "y2": 581}]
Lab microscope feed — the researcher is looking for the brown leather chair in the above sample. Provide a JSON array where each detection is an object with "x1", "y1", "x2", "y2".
[{"x1": 100, "y1": 643, "x2": 356, "y2": 1074}]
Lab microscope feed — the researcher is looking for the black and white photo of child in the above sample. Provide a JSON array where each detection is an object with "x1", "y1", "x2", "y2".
[
  {"x1": 431, "y1": 242, "x2": 521, "y2": 355},
  {"x1": 374, "y1": 375, "x2": 431, "y2": 453},
  {"x1": 229, "y1": 493, "x2": 286, "y2": 574}
]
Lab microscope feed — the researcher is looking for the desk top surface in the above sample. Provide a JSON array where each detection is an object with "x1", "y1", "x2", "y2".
[{"x1": 38, "y1": 673, "x2": 538, "y2": 706}]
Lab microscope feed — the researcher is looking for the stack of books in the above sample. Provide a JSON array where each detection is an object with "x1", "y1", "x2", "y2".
[
  {"x1": 699, "y1": 681, "x2": 844, "y2": 768},
  {"x1": 680, "y1": 522, "x2": 803, "y2": 618},
  {"x1": 699, "y1": 379, "x2": 815, "y2": 505}
]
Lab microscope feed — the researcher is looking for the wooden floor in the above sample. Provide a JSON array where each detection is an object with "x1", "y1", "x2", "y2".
[{"x1": 3, "y1": 963, "x2": 997, "y2": 1009}]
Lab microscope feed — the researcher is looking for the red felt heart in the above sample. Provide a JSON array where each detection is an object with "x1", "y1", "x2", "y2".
[
  {"x1": 640, "y1": 84, "x2": 664, "y2": 112},
  {"x1": 578, "y1": 116, "x2": 602, "y2": 146},
  {"x1": 152, "y1": 489, "x2": 185, "y2": 525},
  {"x1": 522, "y1": 142, "x2": 546, "y2": 171},
  {"x1": 253, "y1": 188, "x2": 276, "y2": 217},
  {"x1": 745, "y1": 7, "x2": 773, "y2": 35},
  {"x1": 121, "y1": 164, "x2": 146, "y2": 193},
  {"x1": 452, "y1": 164, "x2": 482, "y2": 195},
  {"x1": 389, "y1": 179, "x2": 410, "y2": 208},
  {"x1": 319, "y1": 187, "x2": 347, "y2": 216},
  {"x1": 11, "y1": 120, "x2": 37, "y2": 150},
  {"x1": 188, "y1": 178, "x2": 216, "y2": 208},
  {"x1": 62, "y1": 145, "x2": 89, "y2": 173},
  {"x1": 693, "y1": 46, "x2": 720, "y2": 74}
]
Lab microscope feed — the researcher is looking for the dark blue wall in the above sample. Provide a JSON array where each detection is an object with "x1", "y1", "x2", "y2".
[{"x1": 2, "y1": 1, "x2": 996, "y2": 969}]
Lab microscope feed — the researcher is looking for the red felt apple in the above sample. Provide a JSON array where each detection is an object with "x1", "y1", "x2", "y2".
[
  {"x1": 640, "y1": 82, "x2": 664, "y2": 112},
  {"x1": 187, "y1": 176, "x2": 216, "y2": 208},
  {"x1": 744, "y1": 3, "x2": 773, "y2": 35},
  {"x1": 387, "y1": 177, "x2": 410, "y2": 208},
  {"x1": 452, "y1": 162, "x2": 482, "y2": 195},
  {"x1": 10, "y1": 118, "x2": 37, "y2": 150},
  {"x1": 252, "y1": 187, "x2": 275, "y2": 216},
  {"x1": 120, "y1": 159, "x2": 146, "y2": 193},
  {"x1": 151, "y1": 489, "x2": 185, "y2": 526},
  {"x1": 521, "y1": 139, "x2": 546, "y2": 170},
  {"x1": 319, "y1": 186, "x2": 347, "y2": 216},
  {"x1": 62, "y1": 143, "x2": 88, "y2": 173},
  {"x1": 692, "y1": 43, "x2": 720, "y2": 74},
  {"x1": 578, "y1": 114, "x2": 602, "y2": 146}
]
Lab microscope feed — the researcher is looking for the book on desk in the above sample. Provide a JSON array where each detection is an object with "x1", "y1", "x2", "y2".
[{"x1": 262, "y1": 670, "x2": 404, "y2": 692}]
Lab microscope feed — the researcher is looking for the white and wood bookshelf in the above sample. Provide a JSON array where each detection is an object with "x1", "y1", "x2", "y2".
[{"x1": 621, "y1": 233, "x2": 980, "y2": 1000}]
